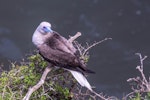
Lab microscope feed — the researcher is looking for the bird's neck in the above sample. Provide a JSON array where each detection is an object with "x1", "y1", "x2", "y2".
[{"x1": 32, "y1": 31, "x2": 50, "y2": 47}]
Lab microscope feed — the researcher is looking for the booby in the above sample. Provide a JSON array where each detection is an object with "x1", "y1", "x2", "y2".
[{"x1": 32, "y1": 21, "x2": 94, "y2": 91}]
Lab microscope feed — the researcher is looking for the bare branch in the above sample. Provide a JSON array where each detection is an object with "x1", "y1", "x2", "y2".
[
  {"x1": 123, "y1": 92, "x2": 135, "y2": 100},
  {"x1": 135, "y1": 53, "x2": 150, "y2": 91},
  {"x1": 82, "y1": 38, "x2": 112, "y2": 56},
  {"x1": 126, "y1": 53, "x2": 150, "y2": 99},
  {"x1": 73, "y1": 41, "x2": 83, "y2": 56},
  {"x1": 91, "y1": 90, "x2": 108, "y2": 100},
  {"x1": 23, "y1": 67, "x2": 52, "y2": 100},
  {"x1": 135, "y1": 53, "x2": 147, "y2": 70},
  {"x1": 68, "y1": 32, "x2": 81, "y2": 43}
]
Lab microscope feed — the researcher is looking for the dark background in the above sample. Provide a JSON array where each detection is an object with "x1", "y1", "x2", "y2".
[{"x1": 0, "y1": 0, "x2": 150, "y2": 98}]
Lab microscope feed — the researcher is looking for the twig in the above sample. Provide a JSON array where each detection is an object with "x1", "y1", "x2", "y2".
[
  {"x1": 135, "y1": 53, "x2": 147, "y2": 71},
  {"x1": 23, "y1": 67, "x2": 51, "y2": 100},
  {"x1": 125, "y1": 53, "x2": 150, "y2": 99},
  {"x1": 123, "y1": 92, "x2": 135, "y2": 100},
  {"x1": 73, "y1": 41, "x2": 83, "y2": 56},
  {"x1": 82, "y1": 38, "x2": 112, "y2": 56},
  {"x1": 91, "y1": 90, "x2": 107, "y2": 100},
  {"x1": 135, "y1": 53, "x2": 150, "y2": 91}
]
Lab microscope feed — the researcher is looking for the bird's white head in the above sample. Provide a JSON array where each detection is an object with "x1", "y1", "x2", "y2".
[
  {"x1": 37, "y1": 21, "x2": 53, "y2": 34},
  {"x1": 32, "y1": 21, "x2": 53, "y2": 47}
]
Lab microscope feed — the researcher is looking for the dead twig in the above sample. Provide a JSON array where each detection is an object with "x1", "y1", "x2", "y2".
[
  {"x1": 135, "y1": 53, "x2": 150, "y2": 91},
  {"x1": 73, "y1": 37, "x2": 112, "y2": 63},
  {"x1": 82, "y1": 38, "x2": 112, "y2": 56},
  {"x1": 125, "y1": 53, "x2": 150, "y2": 100}
]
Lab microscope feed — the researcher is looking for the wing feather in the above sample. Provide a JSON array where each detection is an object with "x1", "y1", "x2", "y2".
[{"x1": 39, "y1": 32, "x2": 94, "y2": 73}]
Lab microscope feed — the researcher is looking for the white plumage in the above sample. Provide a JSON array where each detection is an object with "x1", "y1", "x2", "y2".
[{"x1": 68, "y1": 69, "x2": 92, "y2": 91}]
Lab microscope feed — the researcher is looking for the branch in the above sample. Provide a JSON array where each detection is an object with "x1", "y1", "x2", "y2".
[
  {"x1": 73, "y1": 41, "x2": 83, "y2": 56},
  {"x1": 82, "y1": 38, "x2": 112, "y2": 56},
  {"x1": 123, "y1": 92, "x2": 135, "y2": 100},
  {"x1": 126, "y1": 53, "x2": 150, "y2": 99},
  {"x1": 68, "y1": 32, "x2": 81, "y2": 43},
  {"x1": 135, "y1": 53, "x2": 147, "y2": 71},
  {"x1": 135, "y1": 53, "x2": 150, "y2": 91},
  {"x1": 91, "y1": 90, "x2": 107, "y2": 100},
  {"x1": 23, "y1": 67, "x2": 52, "y2": 100}
]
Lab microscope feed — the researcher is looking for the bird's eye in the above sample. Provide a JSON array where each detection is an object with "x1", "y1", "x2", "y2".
[{"x1": 43, "y1": 26, "x2": 46, "y2": 29}]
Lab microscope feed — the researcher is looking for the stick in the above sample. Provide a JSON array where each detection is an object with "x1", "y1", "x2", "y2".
[
  {"x1": 23, "y1": 67, "x2": 51, "y2": 100},
  {"x1": 68, "y1": 32, "x2": 81, "y2": 43},
  {"x1": 83, "y1": 38, "x2": 112, "y2": 56},
  {"x1": 135, "y1": 53, "x2": 150, "y2": 91},
  {"x1": 91, "y1": 90, "x2": 107, "y2": 100}
]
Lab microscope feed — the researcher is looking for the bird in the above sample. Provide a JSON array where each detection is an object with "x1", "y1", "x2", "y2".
[{"x1": 32, "y1": 21, "x2": 95, "y2": 91}]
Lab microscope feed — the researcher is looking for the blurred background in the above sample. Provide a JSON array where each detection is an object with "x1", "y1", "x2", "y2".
[{"x1": 0, "y1": 0, "x2": 150, "y2": 98}]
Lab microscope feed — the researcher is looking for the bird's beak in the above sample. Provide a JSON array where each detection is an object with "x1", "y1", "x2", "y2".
[{"x1": 44, "y1": 27, "x2": 53, "y2": 33}]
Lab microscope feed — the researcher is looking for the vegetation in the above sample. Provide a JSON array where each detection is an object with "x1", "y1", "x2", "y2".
[
  {"x1": 0, "y1": 53, "x2": 76, "y2": 100},
  {"x1": 1, "y1": 53, "x2": 150, "y2": 100},
  {"x1": 0, "y1": 35, "x2": 150, "y2": 99},
  {"x1": 124, "y1": 53, "x2": 150, "y2": 100},
  {"x1": 0, "y1": 34, "x2": 113, "y2": 100}
]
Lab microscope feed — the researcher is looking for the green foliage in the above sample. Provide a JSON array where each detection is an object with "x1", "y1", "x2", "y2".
[
  {"x1": 1, "y1": 52, "x2": 150, "y2": 100},
  {"x1": 128, "y1": 92, "x2": 150, "y2": 100},
  {"x1": 145, "y1": 92, "x2": 150, "y2": 100},
  {"x1": 0, "y1": 53, "x2": 76, "y2": 100},
  {"x1": 82, "y1": 55, "x2": 90, "y2": 63},
  {"x1": 55, "y1": 84, "x2": 71, "y2": 100},
  {"x1": 130, "y1": 93, "x2": 141, "y2": 100}
]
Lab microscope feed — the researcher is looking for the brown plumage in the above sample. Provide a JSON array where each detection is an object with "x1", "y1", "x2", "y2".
[
  {"x1": 32, "y1": 21, "x2": 94, "y2": 91},
  {"x1": 38, "y1": 31, "x2": 94, "y2": 74}
]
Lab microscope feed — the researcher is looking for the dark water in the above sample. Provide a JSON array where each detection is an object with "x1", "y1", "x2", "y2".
[{"x1": 0, "y1": 0, "x2": 150, "y2": 98}]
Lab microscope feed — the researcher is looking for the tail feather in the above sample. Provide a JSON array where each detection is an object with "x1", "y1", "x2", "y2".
[
  {"x1": 68, "y1": 69, "x2": 93, "y2": 91},
  {"x1": 78, "y1": 60, "x2": 95, "y2": 74},
  {"x1": 78, "y1": 66, "x2": 95, "y2": 74}
]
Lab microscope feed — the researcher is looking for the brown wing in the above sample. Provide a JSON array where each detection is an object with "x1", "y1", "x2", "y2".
[
  {"x1": 39, "y1": 44, "x2": 80, "y2": 70},
  {"x1": 39, "y1": 32, "x2": 95, "y2": 73},
  {"x1": 51, "y1": 31, "x2": 76, "y2": 54}
]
